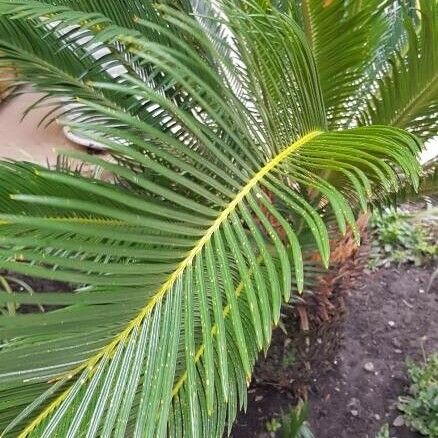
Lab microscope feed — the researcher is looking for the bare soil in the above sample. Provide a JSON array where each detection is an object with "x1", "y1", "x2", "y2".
[{"x1": 232, "y1": 263, "x2": 438, "y2": 438}]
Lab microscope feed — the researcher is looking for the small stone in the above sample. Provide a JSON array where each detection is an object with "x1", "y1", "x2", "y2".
[
  {"x1": 388, "y1": 321, "x2": 395, "y2": 327},
  {"x1": 393, "y1": 339, "x2": 402, "y2": 348},
  {"x1": 393, "y1": 415, "x2": 404, "y2": 427},
  {"x1": 394, "y1": 349, "x2": 403, "y2": 354},
  {"x1": 351, "y1": 410, "x2": 359, "y2": 417},
  {"x1": 364, "y1": 362, "x2": 375, "y2": 372},
  {"x1": 419, "y1": 288, "x2": 425, "y2": 294},
  {"x1": 348, "y1": 398, "x2": 360, "y2": 408},
  {"x1": 255, "y1": 395, "x2": 263, "y2": 402},
  {"x1": 374, "y1": 414, "x2": 381, "y2": 421}
]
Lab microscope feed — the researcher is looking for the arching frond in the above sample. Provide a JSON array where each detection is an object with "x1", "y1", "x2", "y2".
[
  {"x1": 295, "y1": 0, "x2": 388, "y2": 128},
  {"x1": 357, "y1": 0, "x2": 438, "y2": 140},
  {"x1": 387, "y1": 156, "x2": 438, "y2": 205},
  {"x1": 0, "y1": 0, "x2": 196, "y2": 126},
  {"x1": 0, "y1": 125, "x2": 420, "y2": 437}
]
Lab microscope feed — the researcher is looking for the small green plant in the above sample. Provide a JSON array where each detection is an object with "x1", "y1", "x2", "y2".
[
  {"x1": 369, "y1": 209, "x2": 437, "y2": 268},
  {"x1": 375, "y1": 424, "x2": 390, "y2": 438},
  {"x1": 398, "y1": 354, "x2": 438, "y2": 437},
  {"x1": 281, "y1": 349, "x2": 297, "y2": 369},
  {"x1": 265, "y1": 417, "x2": 282, "y2": 435},
  {"x1": 266, "y1": 402, "x2": 314, "y2": 438}
]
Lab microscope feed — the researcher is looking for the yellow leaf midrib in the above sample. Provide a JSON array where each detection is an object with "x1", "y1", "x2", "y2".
[{"x1": 16, "y1": 130, "x2": 322, "y2": 438}]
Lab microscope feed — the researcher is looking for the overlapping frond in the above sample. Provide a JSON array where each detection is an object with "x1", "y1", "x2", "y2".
[
  {"x1": 0, "y1": 0, "x2": 196, "y2": 126},
  {"x1": 0, "y1": 1, "x2": 423, "y2": 437},
  {"x1": 295, "y1": 0, "x2": 388, "y2": 128},
  {"x1": 388, "y1": 157, "x2": 438, "y2": 205},
  {"x1": 357, "y1": 0, "x2": 438, "y2": 140},
  {"x1": 0, "y1": 126, "x2": 421, "y2": 437}
]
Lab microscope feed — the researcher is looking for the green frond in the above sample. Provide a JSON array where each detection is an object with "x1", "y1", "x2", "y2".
[
  {"x1": 387, "y1": 156, "x2": 438, "y2": 205},
  {"x1": 0, "y1": 0, "x2": 196, "y2": 126},
  {"x1": 0, "y1": 1, "x2": 424, "y2": 437},
  {"x1": 357, "y1": 0, "x2": 438, "y2": 140},
  {"x1": 0, "y1": 125, "x2": 420, "y2": 437},
  {"x1": 296, "y1": 0, "x2": 388, "y2": 128}
]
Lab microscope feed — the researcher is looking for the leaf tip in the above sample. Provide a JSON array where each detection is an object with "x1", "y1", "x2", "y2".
[
  {"x1": 246, "y1": 374, "x2": 251, "y2": 387},
  {"x1": 297, "y1": 277, "x2": 304, "y2": 294}
]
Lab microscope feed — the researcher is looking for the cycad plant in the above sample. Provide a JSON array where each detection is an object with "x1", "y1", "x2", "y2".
[{"x1": 0, "y1": 0, "x2": 436, "y2": 436}]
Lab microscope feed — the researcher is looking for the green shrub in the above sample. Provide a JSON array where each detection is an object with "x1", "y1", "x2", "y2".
[
  {"x1": 398, "y1": 354, "x2": 438, "y2": 437},
  {"x1": 369, "y1": 209, "x2": 437, "y2": 268},
  {"x1": 266, "y1": 402, "x2": 314, "y2": 438},
  {"x1": 375, "y1": 424, "x2": 390, "y2": 438}
]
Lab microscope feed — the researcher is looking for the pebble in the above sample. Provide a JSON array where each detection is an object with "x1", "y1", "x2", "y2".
[
  {"x1": 364, "y1": 362, "x2": 375, "y2": 372},
  {"x1": 394, "y1": 349, "x2": 403, "y2": 354},
  {"x1": 374, "y1": 414, "x2": 381, "y2": 421},
  {"x1": 351, "y1": 410, "x2": 359, "y2": 417},
  {"x1": 419, "y1": 288, "x2": 425, "y2": 294},
  {"x1": 348, "y1": 398, "x2": 360, "y2": 408},
  {"x1": 393, "y1": 415, "x2": 405, "y2": 427},
  {"x1": 388, "y1": 320, "x2": 395, "y2": 327}
]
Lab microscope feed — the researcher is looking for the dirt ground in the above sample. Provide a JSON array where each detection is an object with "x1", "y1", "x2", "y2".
[{"x1": 232, "y1": 263, "x2": 438, "y2": 438}]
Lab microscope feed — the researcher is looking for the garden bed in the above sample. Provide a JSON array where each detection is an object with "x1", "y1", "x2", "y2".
[{"x1": 232, "y1": 263, "x2": 437, "y2": 437}]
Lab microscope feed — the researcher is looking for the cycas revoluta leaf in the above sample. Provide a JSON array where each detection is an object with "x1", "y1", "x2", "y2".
[
  {"x1": 294, "y1": 0, "x2": 388, "y2": 128},
  {"x1": 357, "y1": 0, "x2": 438, "y2": 140},
  {"x1": 0, "y1": 1, "x2": 422, "y2": 437},
  {"x1": 0, "y1": 127, "x2": 421, "y2": 437},
  {"x1": 0, "y1": 0, "x2": 196, "y2": 127}
]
